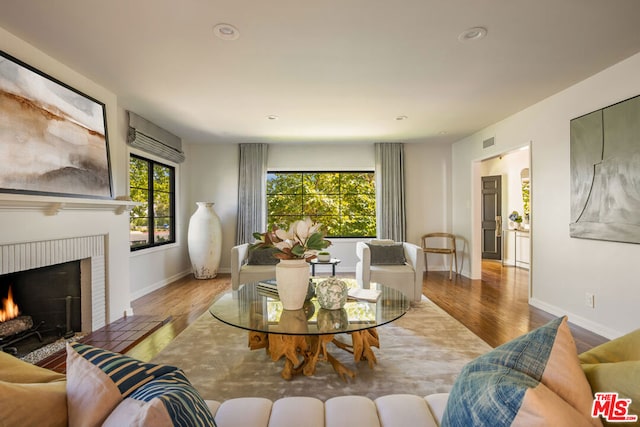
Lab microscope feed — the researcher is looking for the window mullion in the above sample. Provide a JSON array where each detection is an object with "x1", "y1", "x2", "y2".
[{"x1": 147, "y1": 160, "x2": 155, "y2": 245}]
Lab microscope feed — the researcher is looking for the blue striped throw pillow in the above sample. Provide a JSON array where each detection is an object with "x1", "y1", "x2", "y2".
[{"x1": 66, "y1": 343, "x2": 216, "y2": 427}]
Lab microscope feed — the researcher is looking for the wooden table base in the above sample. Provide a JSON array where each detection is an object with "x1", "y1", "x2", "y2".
[{"x1": 248, "y1": 329, "x2": 380, "y2": 381}]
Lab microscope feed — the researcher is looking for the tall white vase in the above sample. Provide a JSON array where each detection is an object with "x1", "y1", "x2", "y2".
[
  {"x1": 187, "y1": 202, "x2": 222, "y2": 279},
  {"x1": 276, "y1": 259, "x2": 310, "y2": 310}
]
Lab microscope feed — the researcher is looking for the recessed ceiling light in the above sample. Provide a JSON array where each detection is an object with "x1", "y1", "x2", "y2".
[
  {"x1": 458, "y1": 27, "x2": 487, "y2": 42},
  {"x1": 213, "y1": 23, "x2": 240, "y2": 41},
  {"x1": 395, "y1": 115, "x2": 408, "y2": 121},
  {"x1": 267, "y1": 115, "x2": 279, "y2": 120}
]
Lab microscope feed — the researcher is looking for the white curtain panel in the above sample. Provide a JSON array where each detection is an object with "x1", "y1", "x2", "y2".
[
  {"x1": 236, "y1": 143, "x2": 268, "y2": 245},
  {"x1": 375, "y1": 143, "x2": 406, "y2": 242}
]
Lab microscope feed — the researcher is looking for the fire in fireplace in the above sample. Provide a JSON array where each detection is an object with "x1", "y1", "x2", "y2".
[
  {"x1": 0, "y1": 286, "x2": 19, "y2": 321},
  {"x1": 0, "y1": 261, "x2": 81, "y2": 356}
]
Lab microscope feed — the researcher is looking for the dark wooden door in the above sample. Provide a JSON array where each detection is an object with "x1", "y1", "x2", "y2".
[{"x1": 482, "y1": 175, "x2": 502, "y2": 259}]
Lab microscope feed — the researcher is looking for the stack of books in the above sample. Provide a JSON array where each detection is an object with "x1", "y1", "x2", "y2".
[
  {"x1": 347, "y1": 288, "x2": 381, "y2": 302},
  {"x1": 257, "y1": 281, "x2": 279, "y2": 298}
]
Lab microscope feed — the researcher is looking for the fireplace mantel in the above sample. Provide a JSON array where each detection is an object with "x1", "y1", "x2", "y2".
[{"x1": 0, "y1": 193, "x2": 139, "y2": 215}]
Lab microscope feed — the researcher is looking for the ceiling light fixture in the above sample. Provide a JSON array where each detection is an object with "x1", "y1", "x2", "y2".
[
  {"x1": 395, "y1": 115, "x2": 408, "y2": 121},
  {"x1": 267, "y1": 115, "x2": 279, "y2": 120},
  {"x1": 213, "y1": 23, "x2": 240, "y2": 41},
  {"x1": 458, "y1": 26, "x2": 487, "y2": 42}
]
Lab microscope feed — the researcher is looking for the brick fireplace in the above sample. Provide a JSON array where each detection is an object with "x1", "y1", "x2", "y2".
[{"x1": 0, "y1": 235, "x2": 107, "y2": 333}]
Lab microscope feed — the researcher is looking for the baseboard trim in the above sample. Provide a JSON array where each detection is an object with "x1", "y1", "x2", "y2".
[
  {"x1": 131, "y1": 269, "x2": 192, "y2": 300},
  {"x1": 529, "y1": 298, "x2": 622, "y2": 339}
]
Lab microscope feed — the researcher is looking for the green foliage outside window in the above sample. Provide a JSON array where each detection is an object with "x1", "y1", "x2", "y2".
[
  {"x1": 522, "y1": 180, "x2": 530, "y2": 219},
  {"x1": 129, "y1": 154, "x2": 175, "y2": 250},
  {"x1": 267, "y1": 171, "x2": 376, "y2": 237}
]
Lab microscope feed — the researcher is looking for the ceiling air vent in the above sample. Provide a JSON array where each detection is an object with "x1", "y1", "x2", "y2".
[{"x1": 483, "y1": 137, "x2": 495, "y2": 149}]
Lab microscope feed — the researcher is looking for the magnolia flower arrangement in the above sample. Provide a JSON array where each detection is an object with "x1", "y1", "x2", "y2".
[{"x1": 252, "y1": 218, "x2": 331, "y2": 261}]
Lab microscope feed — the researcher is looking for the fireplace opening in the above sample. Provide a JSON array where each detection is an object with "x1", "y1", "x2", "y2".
[{"x1": 0, "y1": 261, "x2": 81, "y2": 357}]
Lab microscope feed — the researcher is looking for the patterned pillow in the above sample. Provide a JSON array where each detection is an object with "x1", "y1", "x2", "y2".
[
  {"x1": 442, "y1": 316, "x2": 602, "y2": 427},
  {"x1": 367, "y1": 243, "x2": 406, "y2": 265},
  {"x1": 103, "y1": 369, "x2": 216, "y2": 427},
  {"x1": 66, "y1": 343, "x2": 215, "y2": 427}
]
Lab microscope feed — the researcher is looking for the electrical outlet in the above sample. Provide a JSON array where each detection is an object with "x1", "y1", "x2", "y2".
[{"x1": 585, "y1": 293, "x2": 595, "y2": 308}]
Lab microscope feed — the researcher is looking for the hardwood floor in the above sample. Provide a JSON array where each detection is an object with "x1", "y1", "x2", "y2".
[
  {"x1": 423, "y1": 260, "x2": 609, "y2": 353},
  {"x1": 126, "y1": 274, "x2": 232, "y2": 361},
  {"x1": 128, "y1": 261, "x2": 608, "y2": 361}
]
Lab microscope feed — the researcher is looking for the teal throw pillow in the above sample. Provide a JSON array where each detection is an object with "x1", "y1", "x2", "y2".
[{"x1": 441, "y1": 317, "x2": 601, "y2": 427}]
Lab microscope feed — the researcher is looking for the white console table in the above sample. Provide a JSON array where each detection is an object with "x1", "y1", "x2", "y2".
[{"x1": 503, "y1": 229, "x2": 530, "y2": 269}]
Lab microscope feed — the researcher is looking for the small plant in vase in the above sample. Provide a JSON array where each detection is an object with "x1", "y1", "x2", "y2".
[
  {"x1": 317, "y1": 251, "x2": 331, "y2": 262},
  {"x1": 508, "y1": 211, "x2": 523, "y2": 230}
]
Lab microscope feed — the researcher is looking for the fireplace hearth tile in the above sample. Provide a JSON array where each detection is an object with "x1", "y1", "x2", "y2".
[{"x1": 34, "y1": 315, "x2": 170, "y2": 373}]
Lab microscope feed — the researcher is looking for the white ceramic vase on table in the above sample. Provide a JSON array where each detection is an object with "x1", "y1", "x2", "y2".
[
  {"x1": 276, "y1": 259, "x2": 310, "y2": 310},
  {"x1": 187, "y1": 202, "x2": 222, "y2": 279}
]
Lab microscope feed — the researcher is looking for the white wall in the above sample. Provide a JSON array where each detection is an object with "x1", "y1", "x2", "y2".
[
  {"x1": 185, "y1": 143, "x2": 240, "y2": 273},
  {"x1": 184, "y1": 142, "x2": 452, "y2": 273},
  {"x1": 452, "y1": 52, "x2": 640, "y2": 338},
  {"x1": 0, "y1": 26, "x2": 133, "y2": 323},
  {"x1": 404, "y1": 143, "x2": 454, "y2": 271}
]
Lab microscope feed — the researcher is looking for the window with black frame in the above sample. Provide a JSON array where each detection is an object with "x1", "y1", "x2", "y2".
[
  {"x1": 266, "y1": 171, "x2": 376, "y2": 238},
  {"x1": 129, "y1": 154, "x2": 176, "y2": 250}
]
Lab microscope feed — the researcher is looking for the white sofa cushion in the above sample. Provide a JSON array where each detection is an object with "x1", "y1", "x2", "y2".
[
  {"x1": 425, "y1": 393, "x2": 450, "y2": 424},
  {"x1": 375, "y1": 394, "x2": 440, "y2": 427},
  {"x1": 325, "y1": 396, "x2": 381, "y2": 427},
  {"x1": 269, "y1": 397, "x2": 325, "y2": 427},
  {"x1": 213, "y1": 397, "x2": 273, "y2": 427}
]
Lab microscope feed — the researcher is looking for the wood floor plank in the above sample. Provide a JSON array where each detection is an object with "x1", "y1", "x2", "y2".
[{"x1": 129, "y1": 261, "x2": 608, "y2": 360}]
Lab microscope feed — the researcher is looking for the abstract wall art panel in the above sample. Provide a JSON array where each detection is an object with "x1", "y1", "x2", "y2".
[
  {"x1": 0, "y1": 50, "x2": 112, "y2": 199},
  {"x1": 570, "y1": 94, "x2": 640, "y2": 244}
]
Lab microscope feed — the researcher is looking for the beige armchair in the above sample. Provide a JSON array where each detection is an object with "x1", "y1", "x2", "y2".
[
  {"x1": 230, "y1": 243, "x2": 278, "y2": 290},
  {"x1": 355, "y1": 241, "x2": 424, "y2": 303}
]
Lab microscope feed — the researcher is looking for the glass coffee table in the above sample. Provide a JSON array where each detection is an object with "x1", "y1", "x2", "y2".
[{"x1": 209, "y1": 279, "x2": 409, "y2": 381}]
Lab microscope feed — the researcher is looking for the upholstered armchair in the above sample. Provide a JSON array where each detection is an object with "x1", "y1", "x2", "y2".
[
  {"x1": 355, "y1": 241, "x2": 424, "y2": 303},
  {"x1": 230, "y1": 243, "x2": 278, "y2": 290}
]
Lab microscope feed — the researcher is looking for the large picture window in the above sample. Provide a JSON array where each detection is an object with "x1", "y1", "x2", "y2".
[
  {"x1": 267, "y1": 171, "x2": 376, "y2": 238},
  {"x1": 129, "y1": 154, "x2": 176, "y2": 250}
]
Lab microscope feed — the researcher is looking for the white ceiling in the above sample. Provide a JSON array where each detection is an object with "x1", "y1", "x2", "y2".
[{"x1": 2, "y1": 1, "x2": 640, "y2": 145}]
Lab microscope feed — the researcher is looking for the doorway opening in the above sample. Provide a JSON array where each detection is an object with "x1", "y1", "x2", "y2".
[{"x1": 477, "y1": 146, "x2": 531, "y2": 292}]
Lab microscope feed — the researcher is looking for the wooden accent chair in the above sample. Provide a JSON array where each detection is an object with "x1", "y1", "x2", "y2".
[{"x1": 421, "y1": 233, "x2": 458, "y2": 280}]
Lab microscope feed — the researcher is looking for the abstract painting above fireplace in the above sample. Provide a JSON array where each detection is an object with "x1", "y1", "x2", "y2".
[{"x1": 0, "y1": 50, "x2": 112, "y2": 199}]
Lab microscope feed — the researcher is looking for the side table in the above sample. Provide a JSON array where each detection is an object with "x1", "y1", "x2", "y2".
[{"x1": 310, "y1": 258, "x2": 341, "y2": 276}]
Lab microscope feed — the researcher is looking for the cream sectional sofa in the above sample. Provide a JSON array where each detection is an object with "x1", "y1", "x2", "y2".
[
  {"x1": 208, "y1": 393, "x2": 449, "y2": 427},
  {"x1": 3, "y1": 317, "x2": 638, "y2": 426},
  {"x1": 0, "y1": 345, "x2": 448, "y2": 427}
]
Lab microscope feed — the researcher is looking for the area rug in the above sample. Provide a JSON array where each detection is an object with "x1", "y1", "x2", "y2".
[{"x1": 151, "y1": 297, "x2": 493, "y2": 401}]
